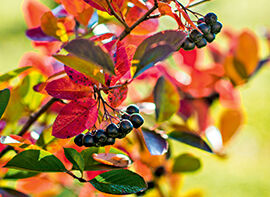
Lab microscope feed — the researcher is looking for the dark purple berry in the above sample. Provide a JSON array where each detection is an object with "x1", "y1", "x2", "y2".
[
  {"x1": 197, "y1": 18, "x2": 204, "y2": 24},
  {"x1": 147, "y1": 181, "x2": 155, "y2": 189},
  {"x1": 204, "y1": 12, "x2": 218, "y2": 25},
  {"x1": 126, "y1": 104, "x2": 139, "y2": 114},
  {"x1": 211, "y1": 21, "x2": 222, "y2": 34},
  {"x1": 129, "y1": 113, "x2": 144, "y2": 129},
  {"x1": 195, "y1": 38, "x2": 207, "y2": 48},
  {"x1": 74, "y1": 134, "x2": 84, "y2": 147},
  {"x1": 106, "y1": 123, "x2": 119, "y2": 138},
  {"x1": 119, "y1": 119, "x2": 133, "y2": 134},
  {"x1": 189, "y1": 29, "x2": 203, "y2": 43},
  {"x1": 121, "y1": 113, "x2": 130, "y2": 120},
  {"x1": 94, "y1": 129, "x2": 107, "y2": 143},
  {"x1": 154, "y1": 166, "x2": 166, "y2": 177},
  {"x1": 82, "y1": 134, "x2": 95, "y2": 147},
  {"x1": 181, "y1": 38, "x2": 195, "y2": 51},
  {"x1": 204, "y1": 33, "x2": 215, "y2": 43},
  {"x1": 105, "y1": 137, "x2": 116, "y2": 145},
  {"x1": 198, "y1": 23, "x2": 211, "y2": 35}
]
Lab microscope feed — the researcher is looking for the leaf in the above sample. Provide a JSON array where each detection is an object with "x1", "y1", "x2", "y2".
[
  {"x1": 154, "y1": 77, "x2": 180, "y2": 122},
  {"x1": 0, "y1": 89, "x2": 10, "y2": 119},
  {"x1": 26, "y1": 27, "x2": 58, "y2": 41},
  {"x1": 63, "y1": 38, "x2": 115, "y2": 74},
  {"x1": 54, "y1": 54, "x2": 105, "y2": 84},
  {"x1": 168, "y1": 131, "x2": 213, "y2": 153},
  {"x1": 0, "y1": 67, "x2": 31, "y2": 82},
  {"x1": 4, "y1": 149, "x2": 67, "y2": 172},
  {"x1": 3, "y1": 169, "x2": 39, "y2": 179},
  {"x1": 172, "y1": 153, "x2": 201, "y2": 173},
  {"x1": 40, "y1": 11, "x2": 59, "y2": 39},
  {"x1": 89, "y1": 169, "x2": 147, "y2": 195},
  {"x1": 64, "y1": 148, "x2": 85, "y2": 174},
  {"x1": 52, "y1": 97, "x2": 98, "y2": 139},
  {"x1": 107, "y1": 85, "x2": 128, "y2": 108},
  {"x1": 45, "y1": 75, "x2": 93, "y2": 100},
  {"x1": 92, "y1": 153, "x2": 132, "y2": 168},
  {"x1": 141, "y1": 128, "x2": 168, "y2": 155},
  {"x1": 0, "y1": 187, "x2": 29, "y2": 197},
  {"x1": 65, "y1": 66, "x2": 95, "y2": 86}
]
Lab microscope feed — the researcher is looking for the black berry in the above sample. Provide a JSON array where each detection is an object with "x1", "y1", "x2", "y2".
[
  {"x1": 82, "y1": 134, "x2": 95, "y2": 147},
  {"x1": 154, "y1": 166, "x2": 166, "y2": 177},
  {"x1": 204, "y1": 12, "x2": 217, "y2": 25},
  {"x1": 211, "y1": 21, "x2": 222, "y2": 34},
  {"x1": 106, "y1": 123, "x2": 119, "y2": 138},
  {"x1": 195, "y1": 38, "x2": 207, "y2": 48},
  {"x1": 105, "y1": 137, "x2": 116, "y2": 145},
  {"x1": 147, "y1": 181, "x2": 155, "y2": 189},
  {"x1": 204, "y1": 33, "x2": 215, "y2": 43},
  {"x1": 126, "y1": 104, "x2": 139, "y2": 114},
  {"x1": 136, "y1": 190, "x2": 146, "y2": 196},
  {"x1": 189, "y1": 29, "x2": 203, "y2": 43},
  {"x1": 74, "y1": 134, "x2": 84, "y2": 147},
  {"x1": 129, "y1": 113, "x2": 144, "y2": 129},
  {"x1": 121, "y1": 113, "x2": 130, "y2": 120},
  {"x1": 181, "y1": 38, "x2": 195, "y2": 51},
  {"x1": 94, "y1": 130, "x2": 107, "y2": 144},
  {"x1": 197, "y1": 17, "x2": 204, "y2": 24},
  {"x1": 198, "y1": 23, "x2": 211, "y2": 35},
  {"x1": 119, "y1": 119, "x2": 133, "y2": 134}
]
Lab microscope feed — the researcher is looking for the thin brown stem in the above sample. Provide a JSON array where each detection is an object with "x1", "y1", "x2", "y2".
[
  {"x1": 0, "y1": 98, "x2": 61, "y2": 158},
  {"x1": 187, "y1": 0, "x2": 211, "y2": 8}
]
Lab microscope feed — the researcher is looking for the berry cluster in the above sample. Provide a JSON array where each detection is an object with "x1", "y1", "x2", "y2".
[
  {"x1": 181, "y1": 12, "x2": 223, "y2": 50},
  {"x1": 74, "y1": 104, "x2": 144, "y2": 147}
]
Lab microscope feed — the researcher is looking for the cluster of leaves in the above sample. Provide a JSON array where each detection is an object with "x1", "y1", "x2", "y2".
[{"x1": 0, "y1": 0, "x2": 270, "y2": 196}]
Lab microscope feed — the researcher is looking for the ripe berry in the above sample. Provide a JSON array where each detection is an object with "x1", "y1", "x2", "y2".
[
  {"x1": 195, "y1": 38, "x2": 207, "y2": 48},
  {"x1": 121, "y1": 113, "x2": 130, "y2": 120},
  {"x1": 198, "y1": 23, "x2": 211, "y2": 35},
  {"x1": 147, "y1": 181, "x2": 155, "y2": 189},
  {"x1": 94, "y1": 130, "x2": 107, "y2": 144},
  {"x1": 119, "y1": 119, "x2": 133, "y2": 134},
  {"x1": 204, "y1": 33, "x2": 215, "y2": 43},
  {"x1": 189, "y1": 29, "x2": 203, "y2": 43},
  {"x1": 197, "y1": 17, "x2": 204, "y2": 24},
  {"x1": 181, "y1": 38, "x2": 195, "y2": 51},
  {"x1": 204, "y1": 12, "x2": 217, "y2": 25},
  {"x1": 106, "y1": 123, "x2": 119, "y2": 138},
  {"x1": 129, "y1": 113, "x2": 144, "y2": 129},
  {"x1": 83, "y1": 134, "x2": 95, "y2": 147},
  {"x1": 211, "y1": 21, "x2": 223, "y2": 34},
  {"x1": 126, "y1": 104, "x2": 139, "y2": 114},
  {"x1": 154, "y1": 166, "x2": 166, "y2": 177},
  {"x1": 105, "y1": 137, "x2": 116, "y2": 145},
  {"x1": 74, "y1": 134, "x2": 84, "y2": 147}
]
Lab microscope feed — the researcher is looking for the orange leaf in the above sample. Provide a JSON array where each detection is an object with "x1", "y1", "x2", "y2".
[
  {"x1": 92, "y1": 153, "x2": 132, "y2": 168},
  {"x1": 40, "y1": 12, "x2": 59, "y2": 39}
]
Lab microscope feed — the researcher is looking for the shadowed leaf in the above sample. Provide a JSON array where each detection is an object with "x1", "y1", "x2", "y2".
[
  {"x1": 4, "y1": 169, "x2": 39, "y2": 180},
  {"x1": 173, "y1": 153, "x2": 201, "y2": 173},
  {"x1": 0, "y1": 89, "x2": 10, "y2": 119},
  {"x1": 64, "y1": 148, "x2": 85, "y2": 174}
]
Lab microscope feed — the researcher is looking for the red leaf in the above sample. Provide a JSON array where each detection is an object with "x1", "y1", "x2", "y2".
[
  {"x1": 64, "y1": 66, "x2": 96, "y2": 86},
  {"x1": 45, "y1": 76, "x2": 93, "y2": 100},
  {"x1": 179, "y1": 48, "x2": 198, "y2": 68},
  {"x1": 52, "y1": 97, "x2": 98, "y2": 138},
  {"x1": 107, "y1": 85, "x2": 128, "y2": 107}
]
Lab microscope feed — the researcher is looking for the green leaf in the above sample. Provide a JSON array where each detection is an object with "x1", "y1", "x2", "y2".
[
  {"x1": 3, "y1": 169, "x2": 39, "y2": 179},
  {"x1": 168, "y1": 131, "x2": 213, "y2": 153},
  {"x1": 63, "y1": 38, "x2": 115, "y2": 74},
  {"x1": 53, "y1": 54, "x2": 105, "y2": 84},
  {"x1": 64, "y1": 148, "x2": 85, "y2": 174},
  {"x1": 0, "y1": 88, "x2": 10, "y2": 119},
  {"x1": 0, "y1": 66, "x2": 31, "y2": 82},
  {"x1": 79, "y1": 147, "x2": 128, "y2": 171},
  {"x1": 154, "y1": 76, "x2": 180, "y2": 122},
  {"x1": 89, "y1": 169, "x2": 147, "y2": 195},
  {"x1": 173, "y1": 153, "x2": 201, "y2": 173},
  {"x1": 0, "y1": 187, "x2": 29, "y2": 197},
  {"x1": 4, "y1": 149, "x2": 67, "y2": 172}
]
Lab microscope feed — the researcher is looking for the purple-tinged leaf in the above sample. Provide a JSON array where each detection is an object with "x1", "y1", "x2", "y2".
[
  {"x1": 141, "y1": 128, "x2": 168, "y2": 155},
  {"x1": 26, "y1": 27, "x2": 58, "y2": 42},
  {"x1": 168, "y1": 131, "x2": 213, "y2": 153},
  {"x1": 52, "y1": 97, "x2": 98, "y2": 139}
]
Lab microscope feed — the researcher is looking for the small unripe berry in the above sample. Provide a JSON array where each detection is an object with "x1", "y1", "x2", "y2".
[
  {"x1": 189, "y1": 29, "x2": 203, "y2": 43},
  {"x1": 74, "y1": 134, "x2": 84, "y2": 147},
  {"x1": 119, "y1": 119, "x2": 133, "y2": 134},
  {"x1": 198, "y1": 23, "x2": 211, "y2": 35},
  {"x1": 195, "y1": 38, "x2": 207, "y2": 48},
  {"x1": 204, "y1": 33, "x2": 215, "y2": 43},
  {"x1": 204, "y1": 12, "x2": 217, "y2": 25},
  {"x1": 129, "y1": 113, "x2": 144, "y2": 129},
  {"x1": 211, "y1": 21, "x2": 223, "y2": 34},
  {"x1": 126, "y1": 104, "x2": 140, "y2": 114},
  {"x1": 181, "y1": 38, "x2": 195, "y2": 51},
  {"x1": 106, "y1": 123, "x2": 119, "y2": 138},
  {"x1": 82, "y1": 134, "x2": 95, "y2": 147}
]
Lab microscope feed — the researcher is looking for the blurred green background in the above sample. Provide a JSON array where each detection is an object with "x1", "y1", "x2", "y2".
[{"x1": 1, "y1": 0, "x2": 270, "y2": 196}]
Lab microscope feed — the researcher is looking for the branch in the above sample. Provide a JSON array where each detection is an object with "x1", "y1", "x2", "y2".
[
  {"x1": 66, "y1": 171, "x2": 87, "y2": 183},
  {"x1": 0, "y1": 97, "x2": 61, "y2": 158},
  {"x1": 118, "y1": 0, "x2": 159, "y2": 41}
]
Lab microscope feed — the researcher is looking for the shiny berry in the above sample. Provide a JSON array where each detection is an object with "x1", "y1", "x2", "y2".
[
  {"x1": 195, "y1": 38, "x2": 207, "y2": 48},
  {"x1": 121, "y1": 113, "x2": 130, "y2": 120},
  {"x1": 198, "y1": 23, "x2": 211, "y2": 35},
  {"x1": 154, "y1": 166, "x2": 166, "y2": 177},
  {"x1": 82, "y1": 134, "x2": 95, "y2": 147},
  {"x1": 211, "y1": 21, "x2": 222, "y2": 34},
  {"x1": 105, "y1": 137, "x2": 116, "y2": 145},
  {"x1": 204, "y1": 12, "x2": 217, "y2": 25},
  {"x1": 181, "y1": 38, "x2": 195, "y2": 51},
  {"x1": 94, "y1": 130, "x2": 107, "y2": 143},
  {"x1": 74, "y1": 134, "x2": 84, "y2": 146},
  {"x1": 197, "y1": 18, "x2": 204, "y2": 24},
  {"x1": 189, "y1": 29, "x2": 203, "y2": 43},
  {"x1": 204, "y1": 33, "x2": 215, "y2": 43},
  {"x1": 119, "y1": 119, "x2": 133, "y2": 134},
  {"x1": 106, "y1": 123, "x2": 119, "y2": 138},
  {"x1": 126, "y1": 104, "x2": 139, "y2": 114},
  {"x1": 129, "y1": 113, "x2": 144, "y2": 129}
]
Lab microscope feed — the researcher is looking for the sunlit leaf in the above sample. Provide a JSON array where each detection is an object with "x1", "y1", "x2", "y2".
[
  {"x1": 89, "y1": 169, "x2": 147, "y2": 195},
  {"x1": 0, "y1": 67, "x2": 31, "y2": 82},
  {"x1": 3, "y1": 169, "x2": 39, "y2": 180},
  {"x1": 93, "y1": 153, "x2": 132, "y2": 168},
  {"x1": 173, "y1": 153, "x2": 201, "y2": 173},
  {"x1": 0, "y1": 89, "x2": 10, "y2": 119},
  {"x1": 64, "y1": 148, "x2": 85, "y2": 174},
  {"x1": 40, "y1": 11, "x2": 59, "y2": 39}
]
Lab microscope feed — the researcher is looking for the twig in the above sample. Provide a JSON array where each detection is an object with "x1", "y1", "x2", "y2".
[
  {"x1": 0, "y1": 98, "x2": 61, "y2": 158},
  {"x1": 187, "y1": 0, "x2": 211, "y2": 8},
  {"x1": 66, "y1": 171, "x2": 87, "y2": 183}
]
